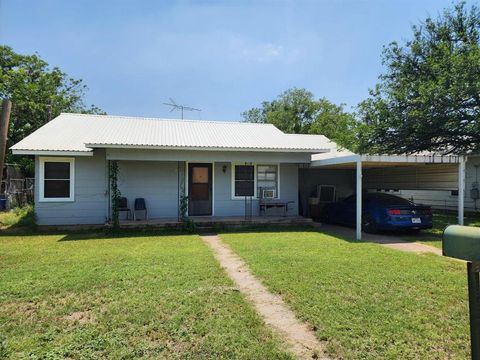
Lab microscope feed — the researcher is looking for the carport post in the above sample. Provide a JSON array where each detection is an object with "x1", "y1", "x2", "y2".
[
  {"x1": 459, "y1": 157, "x2": 465, "y2": 226},
  {"x1": 356, "y1": 159, "x2": 362, "y2": 241}
]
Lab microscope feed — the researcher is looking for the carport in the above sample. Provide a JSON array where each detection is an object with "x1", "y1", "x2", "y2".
[{"x1": 308, "y1": 152, "x2": 465, "y2": 240}]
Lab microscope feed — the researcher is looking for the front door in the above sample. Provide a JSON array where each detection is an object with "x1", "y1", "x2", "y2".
[{"x1": 188, "y1": 163, "x2": 212, "y2": 216}]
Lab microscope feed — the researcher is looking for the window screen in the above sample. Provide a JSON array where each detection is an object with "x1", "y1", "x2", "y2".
[
  {"x1": 257, "y1": 164, "x2": 278, "y2": 198},
  {"x1": 234, "y1": 165, "x2": 254, "y2": 197},
  {"x1": 318, "y1": 185, "x2": 335, "y2": 202},
  {"x1": 44, "y1": 161, "x2": 71, "y2": 198}
]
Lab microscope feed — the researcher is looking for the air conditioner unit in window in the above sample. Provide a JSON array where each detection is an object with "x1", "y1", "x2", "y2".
[{"x1": 262, "y1": 189, "x2": 276, "y2": 199}]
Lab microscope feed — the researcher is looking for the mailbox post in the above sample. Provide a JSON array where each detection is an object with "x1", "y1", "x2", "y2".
[{"x1": 443, "y1": 225, "x2": 480, "y2": 359}]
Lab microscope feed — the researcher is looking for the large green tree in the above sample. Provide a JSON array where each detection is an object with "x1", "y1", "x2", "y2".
[
  {"x1": 242, "y1": 88, "x2": 360, "y2": 150},
  {"x1": 358, "y1": 2, "x2": 480, "y2": 155},
  {"x1": 0, "y1": 46, "x2": 103, "y2": 174}
]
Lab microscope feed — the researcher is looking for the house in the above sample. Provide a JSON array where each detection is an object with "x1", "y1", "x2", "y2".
[
  {"x1": 10, "y1": 113, "x2": 337, "y2": 226},
  {"x1": 11, "y1": 113, "x2": 467, "y2": 240}
]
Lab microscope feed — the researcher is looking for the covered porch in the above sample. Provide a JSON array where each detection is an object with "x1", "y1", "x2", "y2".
[{"x1": 107, "y1": 148, "x2": 309, "y2": 224}]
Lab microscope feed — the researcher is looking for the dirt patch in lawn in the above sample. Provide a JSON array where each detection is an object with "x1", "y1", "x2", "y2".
[
  {"x1": 63, "y1": 310, "x2": 96, "y2": 325},
  {"x1": 201, "y1": 234, "x2": 331, "y2": 360},
  {"x1": 1, "y1": 301, "x2": 42, "y2": 318}
]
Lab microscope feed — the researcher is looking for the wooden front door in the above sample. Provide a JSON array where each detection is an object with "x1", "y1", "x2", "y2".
[{"x1": 188, "y1": 163, "x2": 212, "y2": 216}]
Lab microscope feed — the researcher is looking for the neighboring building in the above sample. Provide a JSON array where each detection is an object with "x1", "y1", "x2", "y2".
[
  {"x1": 365, "y1": 155, "x2": 480, "y2": 213},
  {"x1": 11, "y1": 113, "x2": 336, "y2": 225}
]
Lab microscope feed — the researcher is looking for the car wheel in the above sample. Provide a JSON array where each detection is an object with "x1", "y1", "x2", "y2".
[{"x1": 362, "y1": 215, "x2": 378, "y2": 234}]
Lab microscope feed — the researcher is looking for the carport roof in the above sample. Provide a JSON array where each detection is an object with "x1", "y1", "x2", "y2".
[{"x1": 310, "y1": 151, "x2": 462, "y2": 168}]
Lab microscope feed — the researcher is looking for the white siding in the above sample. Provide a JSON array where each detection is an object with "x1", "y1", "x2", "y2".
[{"x1": 367, "y1": 157, "x2": 480, "y2": 213}]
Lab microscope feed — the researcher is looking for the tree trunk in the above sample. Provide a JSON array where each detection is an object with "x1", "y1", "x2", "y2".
[{"x1": 0, "y1": 99, "x2": 12, "y2": 181}]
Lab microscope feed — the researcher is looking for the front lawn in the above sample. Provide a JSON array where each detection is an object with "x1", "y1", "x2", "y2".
[
  {"x1": 0, "y1": 232, "x2": 291, "y2": 359},
  {"x1": 221, "y1": 230, "x2": 469, "y2": 359}
]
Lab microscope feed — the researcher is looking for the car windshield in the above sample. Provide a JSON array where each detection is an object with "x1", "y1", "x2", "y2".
[
  {"x1": 366, "y1": 193, "x2": 412, "y2": 205},
  {"x1": 343, "y1": 193, "x2": 413, "y2": 205}
]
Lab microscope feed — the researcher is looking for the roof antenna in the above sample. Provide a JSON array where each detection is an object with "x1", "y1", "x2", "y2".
[{"x1": 163, "y1": 98, "x2": 201, "y2": 120}]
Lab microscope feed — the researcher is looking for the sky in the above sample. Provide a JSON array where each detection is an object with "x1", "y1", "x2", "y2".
[{"x1": 0, "y1": 0, "x2": 471, "y2": 121}]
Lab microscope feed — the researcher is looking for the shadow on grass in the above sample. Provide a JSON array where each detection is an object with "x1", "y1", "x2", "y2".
[
  {"x1": 59, "y1": 224, "x2": 324, "y2": 242},
  {"x1": 214, "y1": 222, "x2": 365, "y2": 245},
  {"x1": 58, "y1": 227, "x2": 195, "y2": 242},
  {"x1": 0, "y1": 205, "x2": 37, "y2": 235},
  {"x1": 0, "y1": 216, "x2": 375, "y2": 246}
]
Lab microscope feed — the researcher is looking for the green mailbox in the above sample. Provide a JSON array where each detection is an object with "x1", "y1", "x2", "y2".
[
  {"x1": 443, "y1": 225, "x2": 480, "y2": 261},
  {"x1": 443, "y1": 225, "x2": 480, "y2": 360}
]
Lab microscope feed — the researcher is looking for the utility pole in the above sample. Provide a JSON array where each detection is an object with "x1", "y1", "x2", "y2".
[{"x1": 0, "y1": 99, "x2": 12, "y2": 181}]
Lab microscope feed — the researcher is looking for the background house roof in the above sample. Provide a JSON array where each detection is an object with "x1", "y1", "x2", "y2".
[{"x1": 11, "y1": 113, "x2": 337, "y2": 155}]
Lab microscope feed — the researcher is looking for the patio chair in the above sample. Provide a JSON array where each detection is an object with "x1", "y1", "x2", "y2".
[
  {"x1": 116, "y1": 197, "x2": 131, "y2": 220},
  {"x1": 134, "y1": 198, "x2": 148, "y2": 221}
]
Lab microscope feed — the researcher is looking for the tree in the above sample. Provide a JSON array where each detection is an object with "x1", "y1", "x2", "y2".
[
  {"x1": 358, "y1": 2, "x2": 480, "y2": 155},
  {"x1": 0, "y1": 46, "x2": 103, "y2": 175},
  {"x1": 242, "y1": 88, "x2": 360, "y2": 151}
]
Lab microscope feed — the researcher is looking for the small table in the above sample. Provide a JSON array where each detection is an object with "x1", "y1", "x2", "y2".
[{"x1": 259, "y1": 201, "x2": 294, "y2": 217}]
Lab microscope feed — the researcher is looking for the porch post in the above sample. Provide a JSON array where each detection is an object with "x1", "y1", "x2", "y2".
[
  {"x1": 458, "y1": 156, "x2": 465, "y2": 225},
  {"x1": 356, "y1": 159, "x2": 362, "y2": 241}
]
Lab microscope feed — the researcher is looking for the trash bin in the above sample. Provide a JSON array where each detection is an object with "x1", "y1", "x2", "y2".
[{"x1": 0, "y1": 198, "x2": 6, "y2": 211}]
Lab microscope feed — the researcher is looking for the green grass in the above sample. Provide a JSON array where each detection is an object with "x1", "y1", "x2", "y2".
[
  {"x1": 406, "y1": 212, "x2": 480, "y2": 249},
  {"x1": 221, "y1": 230, "x2": 469, "y2": 359},
  {"x1": 0, "y1": 205, "x2": 36, "y2": 231},
  {"x1": 0, "y1": 232, "x2": 292, "y2": 359}
]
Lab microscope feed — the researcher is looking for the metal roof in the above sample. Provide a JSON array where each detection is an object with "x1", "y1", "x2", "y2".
[
  {"x1": 311, "y1": 150, "x2": 462, "y2": 168},
  {"x1": 11, "y1": 113, "x2": 337, "y2": 155}
]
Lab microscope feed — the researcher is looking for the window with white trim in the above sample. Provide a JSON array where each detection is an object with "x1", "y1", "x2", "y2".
[
  {"x1": 257, "y1": 164, "x2": 278, "y2": 198},
  {"x1": 39, "y1": 158, "x2": 75, "y2": 202},
  {"x1": 233, "y1": 165, "x2": 255, "y2": 197}
]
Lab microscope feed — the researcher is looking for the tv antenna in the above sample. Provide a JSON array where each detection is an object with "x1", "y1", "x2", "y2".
[{"x1": 163, "y1": 98, "x2": 201, "y2": 120}]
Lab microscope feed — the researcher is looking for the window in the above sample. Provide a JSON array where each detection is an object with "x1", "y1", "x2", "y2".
[
  {"x1": 257, "y1": 164, "x2": 278, "y2": 198},
  {"x1": 39, "y1": 157, "x2": 74, "y2": 202},
  {"x1": 317, "y1": 185, "x2": 335, "y2": 203},
  {"x1": 234, "y1": 165, "x2": 254, "y2": 197}
]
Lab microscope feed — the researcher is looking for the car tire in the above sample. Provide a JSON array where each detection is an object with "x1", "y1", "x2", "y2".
[{"x1": 362, "y1": 215, "x2": 378, "y2": 234}]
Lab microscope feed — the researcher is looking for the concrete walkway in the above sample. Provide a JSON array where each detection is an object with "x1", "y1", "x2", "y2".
[
  {"x1": 201, "y1": 234, "x2": 330, "y2": 360},
  {"x1": 318, "y1": 224, "x2": 442, "y2": 256}
]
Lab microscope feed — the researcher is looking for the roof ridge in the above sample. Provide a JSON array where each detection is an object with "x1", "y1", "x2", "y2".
[
  {"x1": 284, "y1": 133, "x2": 329, "y2": 137},
  {"x1": 59, "y1": 112, "x2": 278, "y2": 127}
]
